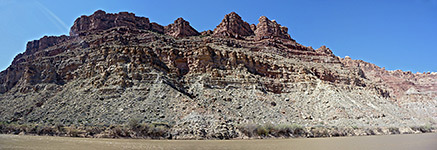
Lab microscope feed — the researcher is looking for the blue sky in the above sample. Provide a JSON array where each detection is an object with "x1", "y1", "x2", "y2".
[{"x1": 0, "y1": 0, "x2": 436, "y2": 72}]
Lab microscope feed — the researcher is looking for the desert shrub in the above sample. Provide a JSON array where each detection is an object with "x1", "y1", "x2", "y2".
[
  {"x1": 364, "y1": 128, "x2": 375, "y2": 135},
  {"x1": 343, "y1": 127, "x2": 356, "y2": 136},
  {"x1": 136, "y1": 123, "x2": 151, "y2": 137},
  {"x1": 150, "y1": 122, "x2": 170, "y2": 128},
  {"x1": 411, "y1": 125, "x2": 433, "y2": 133},
  {"x1": 0, "y1": 123, "x2": 18, "y2": 134},
  {"x1": 263, "y1": 123, "x2": 277, "y2": 136},
  {"x1": 128, "y1": 118, "x2": 140, "y2": 131},
  {"x1": 388, "y1": 127, "x2": 400, "y2": 134},
  {"x1": 25, "y1": 124, "x2": 38, "y2": 134},
  {"x1": 5, "y1": 123, "x2": 20, "y2": 134},
  {"x1": 376, "y1": 127, "x2": 383, "y2": 134},
  {"x1": 66, "y1": 127, "x2": 80, "y2": 137},
  {"x1": 330, "y1": 127, "x2": 341, "y2": 137},
  {"x1": 310, "y1": 126, "x2": 329, "y2": 137},
  {"x1": 330, "y1": 130, "x2": 340, "y2": 137},
  {"x1": 0, "y1": 122, "x2": 6, "y2": 133},
  {"x1": 18, "y1": 124, "x2": 28, "y2": 133},
  {"x1": 238, "y1": 123, "x2": 306, "y2": 138},
  {"x1": 149, "y1": 125, "x2": 169, "y2": 138},
  {"x1": 238, "y1": 124, "x2": 257, "y2": 137},
  {"x1": 110, "y1": 125, "x2": 128, "y2": 137},
  {"x1": 275, "y1": 124, "x2": 292, "y2": 137},
  {"x1": 256, "y1": 126, "x2": 268, "y2": 137},
  {"x1": 37, "y1": 125, "x2": 56, "y2": 136},
  {"x1": 86, "y1": 126, "x2": 104, "y2": 136},
  {"x1": 55, "y1": 124, "x2": 64, "y2": 132},
  {"x1": 290, "y1": 124, "x2": 306, "y2": 137},
  {"x1": 54, "y1": 124, "x2": 66, "y2": 136}
]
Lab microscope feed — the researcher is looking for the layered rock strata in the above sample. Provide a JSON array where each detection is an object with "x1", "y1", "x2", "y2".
[{"x1": 0, "y1": 10, "x2": 435, "y2": 139}]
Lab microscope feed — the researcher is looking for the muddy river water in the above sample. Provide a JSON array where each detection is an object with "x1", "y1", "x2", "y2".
[{"x1": 0, "y1": 133, "x2": 436, "y2": 150}]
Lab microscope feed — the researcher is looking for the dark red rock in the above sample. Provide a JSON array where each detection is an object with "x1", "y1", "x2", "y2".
[
  {"x1": 164, "y1": 17, "x2": 200, "y2": 37},
  {"x1": 250, "y1": 24, "x2": 257, "y2": 32},
  {"x1": 70, "y1": 10, "x2": 162, "y2": 36},
  {"x1": 150, "y1": 22, "x2": 164, "y2": 33},
  {"x1": 213, "y1": 12, "x2": 254, "y2": 38},
  {"x1": 254, "y1": 16, "x2": 291, "y2": 41},
  {"x1": 25, "y1": 35, "x2": 70, "y2": 54}
]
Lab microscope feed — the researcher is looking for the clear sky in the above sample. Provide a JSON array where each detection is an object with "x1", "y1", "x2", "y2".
[{"x1": 0, "y1": 0, "x2": 436, "y2": 73}]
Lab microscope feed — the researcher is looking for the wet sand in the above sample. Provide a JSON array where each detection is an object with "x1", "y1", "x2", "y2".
[{"x1": 0, "y1": 133, "x2": 436, "y2": 150}]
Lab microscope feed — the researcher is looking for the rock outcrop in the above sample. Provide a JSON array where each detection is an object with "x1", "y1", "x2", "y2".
[
  {"x1": 200, "y1": 30, "x2": 213, "y2": 35},
  {"x1": 315, "y1": 45, "x2": 334, "y2": 55},
  {"x1": 340, "y1": 57, "x2": 437, "y2": 120},
  {"x1": 25, "y1": 35, "x2": 70, "y2": 54},
  {"x1": 213, "y1": 12, "x2": 254, "y2": 38},
  {"x1": 70, "y1": 10, "x2": 163, "y2": 36},
  {"x1": 254, "y1": 16, "x2": 291, "y2": 40},
  {"x1": 0, "y1": 10, "x2": 435, "y2": 139},
  {"x1": 164, "y1": 17, "x2": 200, "y2": 37}
]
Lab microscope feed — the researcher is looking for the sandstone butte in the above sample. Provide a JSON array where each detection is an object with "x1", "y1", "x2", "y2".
[{"x1": 0, "y1": 10, "x2": 436, "y2": 139}]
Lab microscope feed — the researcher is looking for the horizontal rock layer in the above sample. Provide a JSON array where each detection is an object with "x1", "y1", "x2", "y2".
[{"x1": 0, "y1": 10, "x2": 435, "y2": 139}]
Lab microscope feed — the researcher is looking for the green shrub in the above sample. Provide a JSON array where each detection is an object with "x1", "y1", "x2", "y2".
[
  {"x1": 290, "y1": 124, "x2": 306, "y2": 137},
  {"x1": 256, "y1": 126, "x2": 268, "y2": 137}
]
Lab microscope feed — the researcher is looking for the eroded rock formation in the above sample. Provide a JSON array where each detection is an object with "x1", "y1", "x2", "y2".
[
  {"x1": 70, "y1": 10, "x2": 163, "y2": 36},
  {"x1": 254, "y1": 16, "x2": 291, "y2": 40},
  {"x1": 213, "y1": 12, "x2": 254, "y2": 38},
  {"x1": 165, "y1": 17, "x2": 200, "y2": 37},
  {"x1": 0, "y1": 10, "x2": 435, "y2": 139}
]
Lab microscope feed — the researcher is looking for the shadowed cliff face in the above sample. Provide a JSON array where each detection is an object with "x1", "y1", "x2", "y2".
[{"x1": 0, "y1": 10, "x2": 435, "y2": 139}]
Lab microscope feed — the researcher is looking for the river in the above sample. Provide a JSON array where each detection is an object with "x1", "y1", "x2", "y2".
[{"x1": 0, "y1": 133, "x2": 436, "y2": 150}]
